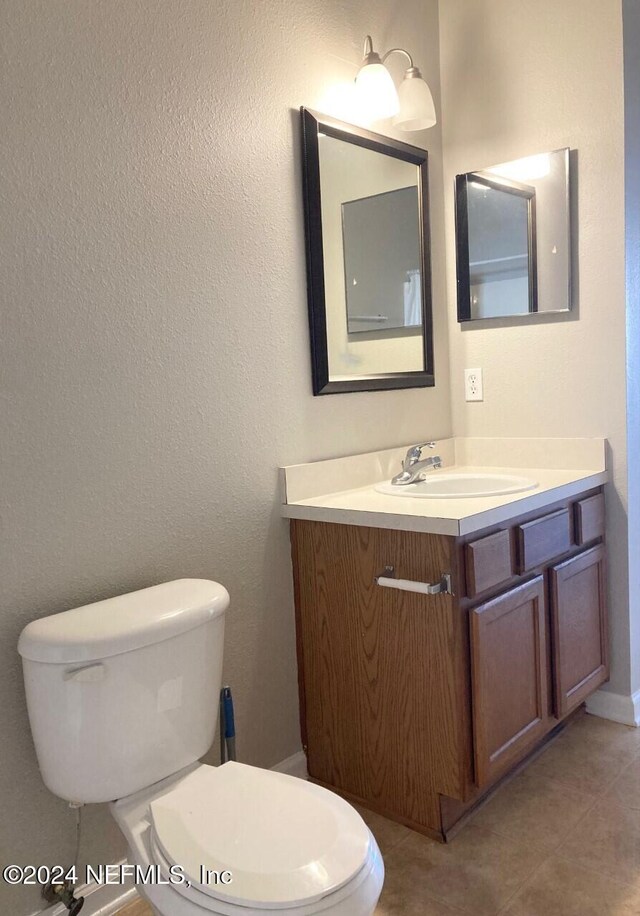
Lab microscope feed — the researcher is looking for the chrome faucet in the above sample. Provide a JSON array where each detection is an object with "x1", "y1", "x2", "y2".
[{"x1": 391, "y1": 441, "x2": 442, "y2": 486}]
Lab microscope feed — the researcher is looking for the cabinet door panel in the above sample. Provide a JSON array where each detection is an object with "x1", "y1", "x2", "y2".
[
  {"x1": 470, "y1": 576, "x2": 548, "y2": 787},
  {"x1": 550, "y1": 545, "x2": 608, "y2": 717}
]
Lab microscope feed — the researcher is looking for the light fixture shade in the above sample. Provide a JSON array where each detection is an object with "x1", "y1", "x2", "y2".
[
  {"x1": 394, "y1": 74, "x2": 437, "y2": 131},
  {"x1": 355, "y1": 63, "x2": 400, "y2": 121}
]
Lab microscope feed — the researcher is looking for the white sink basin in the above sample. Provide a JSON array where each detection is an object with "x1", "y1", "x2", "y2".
[{"x1": 375, "y1": 472, "x2": 537, "y2": 499}]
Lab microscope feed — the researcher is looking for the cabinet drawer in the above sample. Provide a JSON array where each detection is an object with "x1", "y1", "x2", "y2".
[
  {"x1": 575, "y1": 493, "x2": 605, "y2": 545},
  {"x1": 517, "y1": 508, "x2": 571, "y2": 572},
  {"x1": 465, "y1": 529, "x2": 513, "y2": 597}
]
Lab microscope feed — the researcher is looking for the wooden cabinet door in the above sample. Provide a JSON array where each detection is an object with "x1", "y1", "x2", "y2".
[
  {"x1": 550, "y1": 544, "x2": 608, "y2": 717},
  {"x1": 470, "y1": 576, "x2": 549, "y2": 787}
]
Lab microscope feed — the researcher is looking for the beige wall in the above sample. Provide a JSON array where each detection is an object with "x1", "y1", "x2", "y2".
[
  {"x1": 438, "y1": 0, "x2": 629, "y2": 694},
  {"x1": 0, "y1": 1, "x2": 448, "y2": 913}
]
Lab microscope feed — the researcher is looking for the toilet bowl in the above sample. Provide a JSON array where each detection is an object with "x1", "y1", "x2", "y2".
[
  {"x1": 18, "y1": 580, "x2": 384, "y2": 915},
  {"x1": 112, "y1": 761, "x2": 383, "y2": 916}
]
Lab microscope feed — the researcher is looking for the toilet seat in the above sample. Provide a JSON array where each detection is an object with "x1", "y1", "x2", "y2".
[
  {"x1": 148, "y1": 761, "x2": 372, "y2": 910},
  {"x1": 147, "y1": 831, "x2": 381, "y2": 915}
]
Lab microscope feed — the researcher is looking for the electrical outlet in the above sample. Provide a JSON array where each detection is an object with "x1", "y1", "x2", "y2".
[{"x1": 464, "y1": 368, "x2": 483, "y2": 402}]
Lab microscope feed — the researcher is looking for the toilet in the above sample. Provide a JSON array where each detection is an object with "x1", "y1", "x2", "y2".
[{"x1": 18, "y1": 579, "x2": 384, "y2": 915}]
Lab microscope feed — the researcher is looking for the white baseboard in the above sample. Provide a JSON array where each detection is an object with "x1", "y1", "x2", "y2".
[
  {"x1": 33, "y1": 860, "x2": 137, "y2": 916},
  {"x1": 271, "y1": 749, "x2": 308, "y2": 779},
  {"x1": 33, "y1": 753, "x2": 308, "y2": 915},
  {"x1": 586, "y1": 688, "x2": 640, "y2": 726}
]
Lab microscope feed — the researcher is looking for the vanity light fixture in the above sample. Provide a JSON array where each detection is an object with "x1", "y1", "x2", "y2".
[{"x1": 355, "y1": 35, "x2": 437, "y2": 131}]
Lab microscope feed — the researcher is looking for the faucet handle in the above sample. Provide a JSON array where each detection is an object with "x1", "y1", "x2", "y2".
[{"x1": 404, "y1": 441, "x2": 436, "y2": 467}]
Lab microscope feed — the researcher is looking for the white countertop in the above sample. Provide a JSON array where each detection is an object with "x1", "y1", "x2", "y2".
[{"x1": 280, "y1": 438, "x2": 608, "y2": 537}]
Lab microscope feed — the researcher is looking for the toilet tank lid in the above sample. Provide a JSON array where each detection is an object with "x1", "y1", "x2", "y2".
[{"x1": 18, "y1": 579, "x2": 230, "y2": 664}]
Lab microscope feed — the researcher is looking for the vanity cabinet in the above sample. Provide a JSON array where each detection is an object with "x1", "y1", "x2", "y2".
[{"x1": 290, "y1": 486, "x2": 609, "y2": 840}]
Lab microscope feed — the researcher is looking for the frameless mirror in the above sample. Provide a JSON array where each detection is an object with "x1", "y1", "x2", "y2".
[
  {"x1": 455, "y1": 149, "x2": 571, "y2": 321},
  {"x1": 300, "y1": 108, "x2": 433, "y2": 394}
]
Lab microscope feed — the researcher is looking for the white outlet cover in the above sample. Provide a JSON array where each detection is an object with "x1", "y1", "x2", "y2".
[{"x1": 464, "y1": 368, "x2": 484, "y2": 402}]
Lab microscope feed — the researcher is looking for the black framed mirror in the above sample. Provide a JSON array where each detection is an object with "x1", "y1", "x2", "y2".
[
  {"x1": 455, "y1": 148, "x2": 571, "y2": 322},
  {"x1": 300, "y1": 108, "x2": 434, "y2": 395}
]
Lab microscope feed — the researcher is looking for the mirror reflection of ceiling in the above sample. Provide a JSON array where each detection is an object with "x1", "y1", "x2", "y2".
[{"x1": 318, "y1": 135, "x2": 425, "y2": 379}]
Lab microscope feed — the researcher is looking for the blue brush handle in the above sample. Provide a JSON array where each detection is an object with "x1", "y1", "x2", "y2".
[
  {"x1": 222, "y1": 686, "x2": 235, "y2": 740},
  {"x1": 219, "y1": 693, "x2": 227, "y2": 763}
]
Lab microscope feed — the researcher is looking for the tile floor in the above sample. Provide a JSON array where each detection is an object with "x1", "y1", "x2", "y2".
[{"x1": 118, "y1": 711, "x2": 640, "y2": 916}]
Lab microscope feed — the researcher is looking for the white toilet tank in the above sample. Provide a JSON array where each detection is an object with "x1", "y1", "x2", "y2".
[{"x1": 18, "y1": 579, "x2": 229, "y2": 804}]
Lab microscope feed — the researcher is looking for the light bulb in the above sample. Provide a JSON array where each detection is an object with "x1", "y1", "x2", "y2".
[{"x1": 355, "y1": 62, "x2": 399, "y2": 121}]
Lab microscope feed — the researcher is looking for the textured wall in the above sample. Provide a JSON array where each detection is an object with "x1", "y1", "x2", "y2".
[
  {"x1": 0, "y1": 1, "x2": 448, "y2": 913},
  {"x1": 438, "y1": 0, "x2": 628, "y2": 693}
]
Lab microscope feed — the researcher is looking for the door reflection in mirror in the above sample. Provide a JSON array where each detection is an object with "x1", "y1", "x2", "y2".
[
  {"x1": 342, "y1": 185, "x2": 423, "y2": 333},
  {"x1": 466, "y1": 174, "x2": 537, "y2": 318},
  {"x1": 456, "y1": 148, "x2": 571, "y2": 322}
]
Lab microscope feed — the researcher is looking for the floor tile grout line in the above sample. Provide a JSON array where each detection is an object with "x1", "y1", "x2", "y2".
[
  {"x1": 470, "y1": 813, "x2": 591, "y2": 856},
  {"x1": 378, "y1": 833, "x2": 410, "y2": 855},
  {"x1": 486, "y1": 737, "x2": 640, "y2": 915},
  {"x1": 547, "y1": 851, "x2": 640, "y2": 893},
  {"x1": 381, "y1": 879, "x2": 498, "y2": 916},
  {"x1": 375, "y1": 840, "x2": 476, "y2": 916},
  {"x1": 580, "y1": 753, "x2": 640, "y2": 802},
  {"x1": 450, "y1": 716, "x2": 640, "y2": 913},
  {"x1": 608, "y1": 747, "x2": 640, "y2": 778},
  {"x1": 478, "y1": 745, "x2": 632, "y2": 858},
  {"x1": 527, "y1": 760, "x2": 611, "y2": 795},
  {"x1": 470, "y1": 777, "x2": 602, "y2": 854},
  {"x1": 383, "y1": 829, "x2": 414, "y2": 856},
  {"x1": 553, "y1": 846, "x2": 640, "y2": 891},
  {"x1": 493, "y1": 850, "x2": 556, "y2": 916},
  {"x1": 383, "y1": 821, "x2": 553, "y2": 916},
  {"x1": 518, "y1": 764, "x2": 601, "y2": 798},
  {"x1": 524, "y1": 762, "x2": 633, "y2": 799},
  {"x1": 549, "y1": 779, "x2": 609, "y2": 835}
]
